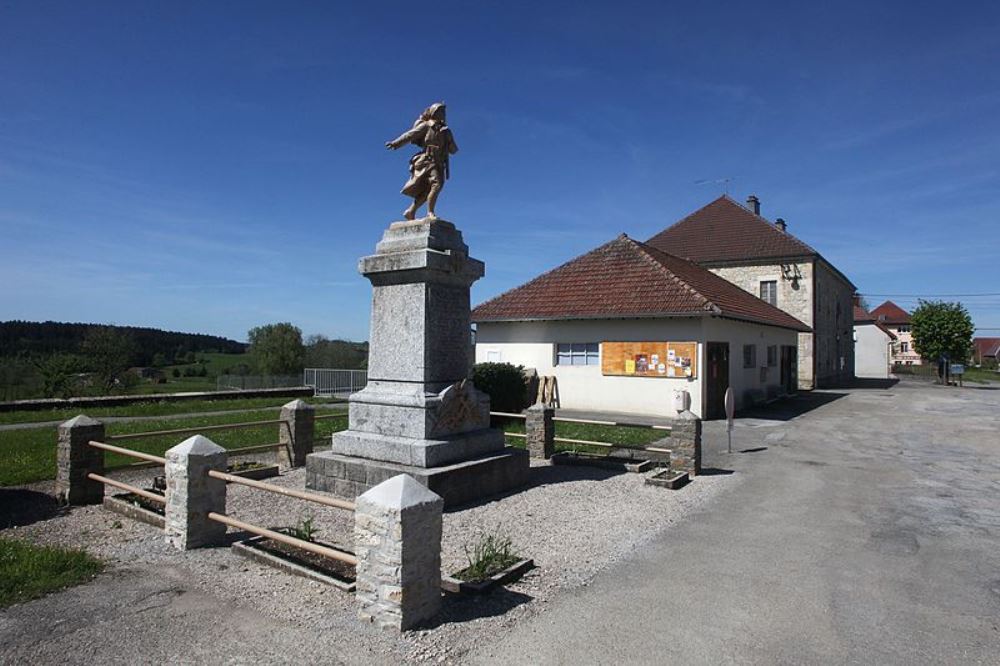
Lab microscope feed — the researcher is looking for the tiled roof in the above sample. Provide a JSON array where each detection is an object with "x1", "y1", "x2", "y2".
[
  {"x1": 472, "y1": 234, "x2": 810, "y2": 332},
  {"x1": 973, "y1": 337, "x2": 1000, "y2": 358},
  {"x1": 646, "y1": 195, "x2": 819, "y2": 263},
  {"x1": 853, "y1": 304, "x2": 873, "y2": 322},
  {"x1": 870, "y1": 301, "x2": 911, "y2": 325}
]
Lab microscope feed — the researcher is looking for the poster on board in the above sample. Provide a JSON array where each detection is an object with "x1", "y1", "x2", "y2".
[{"x1": 601, "y1": 341, "x2": 698, "y2": 378}]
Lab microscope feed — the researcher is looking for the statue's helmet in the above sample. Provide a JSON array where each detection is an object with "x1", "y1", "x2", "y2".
[{"x1": 423, "y1": 102, "x2": 446, "y2": 121}]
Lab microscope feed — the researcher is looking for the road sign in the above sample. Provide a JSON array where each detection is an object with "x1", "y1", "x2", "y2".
[
  {"x1": 724, "y1": 387, "x2": 735, "y2": 453},
  {"x1": 950, "y1": 364, "x2": 965, "y2": 375}
]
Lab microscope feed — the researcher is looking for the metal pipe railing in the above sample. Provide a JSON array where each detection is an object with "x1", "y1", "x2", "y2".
[
  {"x1": 207, "y1": 470, "x2": 356, "y2": 511},
  {"x1": 552, "y1": 416, "x2": 671, "y2": 431},
  {"x1": 88, "y1": 440, "x2": 167, "y2": 464},
  {"x1": 106, "y1": 418, "x2": 286, "y2": 442},
  {"x1": 314, "y1": 413, "x2": 348, "y2": 421},
  {"x1": 87, "y1": 473, "x2": 166, "y2": 503},
  {"x1": 490, "y1": 411, "x2": 527, "y2": 419},
  {"x1": 207, "y1": 512, "x2": 358, "y2": 566}
]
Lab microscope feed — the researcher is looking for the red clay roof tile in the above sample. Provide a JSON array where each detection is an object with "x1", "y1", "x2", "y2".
[
  {"x1": 472, "y1": 234, "x2": 810, "y2": 332},
  {"x1": 870, "y1": 301, "x2": 911, "y2": 325}
]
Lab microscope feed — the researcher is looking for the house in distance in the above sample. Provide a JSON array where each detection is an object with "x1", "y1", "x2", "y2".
[
  {"x1": 870, "y1": 300, "x2": 922, "y2": 366},
  {"x1": 853, "y1": 298, "x2": 896, "y2": 379},
  {"x1": 472, "y1": 234, "x2": 810, "y2": 420},
  {"x1": 646, "y1": 195, "x2": 856, "y2": 389}
]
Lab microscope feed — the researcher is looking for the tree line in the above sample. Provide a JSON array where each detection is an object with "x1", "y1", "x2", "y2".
[{"x1": 0, "y1": 321, "x2": 245, "y2": 364}]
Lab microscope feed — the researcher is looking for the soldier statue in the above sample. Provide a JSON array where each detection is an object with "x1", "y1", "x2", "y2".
[{"x1": 385, "y1": 102, "x2": 459, "y2": 220}]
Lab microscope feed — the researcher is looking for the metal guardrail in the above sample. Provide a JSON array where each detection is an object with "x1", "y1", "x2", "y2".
[
  {"x1": 304, "y1": 368, "x2": 368, "y2": 397},
  {"x1": 207, "y1": 512, "x2": 358, "y2": 566},
  {"x1": 489, "y1": 411, "x2": 673, "y2": 453},
  {"x1": 207, "y1": 470, "x2": 356, "y2": 511},
  {"x1": 86, "y1": 440, "x2": 168, "y2": 500}
]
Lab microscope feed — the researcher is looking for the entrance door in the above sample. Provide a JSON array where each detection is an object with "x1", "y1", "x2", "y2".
[
  {"x1": 780, "y1": 345, "x2": 797, "y2": 395},
  {"x1": 705, "y1": 342, "x2": 729, "y2": 420}
]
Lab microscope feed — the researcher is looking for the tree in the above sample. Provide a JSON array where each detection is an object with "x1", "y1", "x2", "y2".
[
  {"x1": 247, "y1": 323, "x2": 305, "y2": 375},
  {"x1": 80, "y1": 326, "x2": 138, "y2": 392},
  {"x1": 33, "y1": 353, "x2": 84, "y2": 398},
  {"x1": 911, "y1": 300, "x2": 974, "y2": 365}
]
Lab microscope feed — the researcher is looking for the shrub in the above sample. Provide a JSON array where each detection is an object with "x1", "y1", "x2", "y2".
[{"x1": 472, "y1": 362, "x2": 528, "y2": 413}]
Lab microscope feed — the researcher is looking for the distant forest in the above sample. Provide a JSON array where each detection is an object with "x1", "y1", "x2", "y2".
[{"x1": 0, "y1": 320, "x2": 245, "y2": 365}]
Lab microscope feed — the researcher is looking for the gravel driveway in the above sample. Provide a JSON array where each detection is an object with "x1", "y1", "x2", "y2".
[{"x1": 0, "y1": 446, "x2": 733, "y2": 663}]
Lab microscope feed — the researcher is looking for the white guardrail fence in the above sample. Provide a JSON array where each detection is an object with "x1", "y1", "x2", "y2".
[{"x1": 303, "y1": 368, "x2": 368, "y2": 397}]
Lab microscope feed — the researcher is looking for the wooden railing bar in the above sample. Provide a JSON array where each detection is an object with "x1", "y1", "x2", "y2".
[
  {"x1": 107, "y1": 419, "x2": 285, "y2": 442},
  {"x1": 207, "y1": 512, "x2": 358, "y2": 566},
  {"x1": 207, "y1": 470, "x2": 356, "y2": 511},
  {"x1": 88, "y1": 440, "x2": 167, "y2": 464},
  {"x1": 553, "y1": 436, "x2": 613, "y2": 448},
  {"x1": 87, "y1": 473, "x2": 166, "y2": 503}
]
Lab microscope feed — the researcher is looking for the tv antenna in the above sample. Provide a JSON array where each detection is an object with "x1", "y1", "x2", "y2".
[{"x1": 694, "y1": 177, "x2": 734, "y2": 195}]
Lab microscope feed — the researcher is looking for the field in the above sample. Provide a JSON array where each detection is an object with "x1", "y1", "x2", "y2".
[{"x1": 1, "y1": 404, "x2": 348, "y2": 487}]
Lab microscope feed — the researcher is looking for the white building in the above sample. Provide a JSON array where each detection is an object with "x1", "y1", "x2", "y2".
[
  {"x1": 853, "y1": 301, "x2": 896, "y2": 379},
  {"x1": 472, "y1": 234, "x2": 810, "y2": 419}
]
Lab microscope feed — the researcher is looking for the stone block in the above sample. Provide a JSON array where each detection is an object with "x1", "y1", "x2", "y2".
[
  {"x1": 164, "y1": 435, "x2": 228, "y2": 550},
  {"x1": 670, "y1": 410, "x2": 702, "y2": 476},
  {"x1": 354, "y1": 474, "x2": 443, "y2": 631},
  {"x1": 278, "y1": 399, "x2": 314, "y2": 468},
  {"x1": 525, "y1": 404, "x2": 554, "y2": 459},
  {"x1": 56, "y1": 415, "x2": 105, "y2": 505}
]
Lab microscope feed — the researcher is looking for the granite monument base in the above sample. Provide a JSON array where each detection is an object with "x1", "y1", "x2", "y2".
[{"x1": 306, "y1": 447, "x2": 529, "y2": 509}]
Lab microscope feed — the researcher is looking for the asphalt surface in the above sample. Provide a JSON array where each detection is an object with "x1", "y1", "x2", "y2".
[{"x1": 471, "y1": 378, "x2": 1000, "y2": 664}]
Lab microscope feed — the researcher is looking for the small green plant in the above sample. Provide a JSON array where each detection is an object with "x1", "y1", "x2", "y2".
[
  {"x1": 287, "y1": 514, "x2": 318, "y2": 542},
  {"x1": 456, "y1": 528, "x2": 519, "y2": 582}
]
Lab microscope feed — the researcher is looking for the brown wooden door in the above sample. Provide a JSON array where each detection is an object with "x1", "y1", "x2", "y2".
[
  {"x1": 780, "y1": 345, "x2": 797, "y2": 395},
  {"x1": 705, "y1": 342, "x2": 729, "y2": 420}
]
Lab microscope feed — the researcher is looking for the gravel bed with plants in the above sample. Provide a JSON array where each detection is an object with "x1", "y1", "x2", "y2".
[{"x1": 3, "y1": 455, "x2": 737, "y2": 663}]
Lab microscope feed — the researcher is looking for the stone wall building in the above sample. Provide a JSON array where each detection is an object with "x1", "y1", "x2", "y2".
[
  {"x1": 646, "y1": 195, "x2": 857, "y2": 389},
  {"x1": 870, "y1": 300, "x2": 922, "y2": 366}
]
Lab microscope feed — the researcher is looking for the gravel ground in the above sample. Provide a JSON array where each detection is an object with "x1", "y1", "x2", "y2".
[{"x1": 2, "y1": 452, "x2": 737, "y2": 663}]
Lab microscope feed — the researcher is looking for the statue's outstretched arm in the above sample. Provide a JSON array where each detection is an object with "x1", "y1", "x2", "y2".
[{"x1": 385, "y1": 123, "x2": 424, "y2": 150}]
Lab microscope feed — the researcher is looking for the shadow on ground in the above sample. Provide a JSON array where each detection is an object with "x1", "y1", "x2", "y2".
[
  {"x1": 850, "y1": 378, "x2": 900, "y2": 390},
  {"x1": 447, "y1": 464, "x2": 622, "y2": 513},
  {"x1": 0, "y1": 488, "x2": 66, "y2": 529},
  {"x1": 429, "y1": 587, "x2": 534, "y2": 628},
  {"x1": 735, "y1": 391, "x2": 848, "y2": 423}
]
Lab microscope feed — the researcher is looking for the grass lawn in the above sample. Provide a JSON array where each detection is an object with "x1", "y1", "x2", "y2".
[
  {"x1": 0, "y1": 538, "x2": 103, "y2": 607},
  {"x1": 0, "y1": 408, "x2": 349, "y2": 487},
  {"x1": 494, "y1": 417, "x2": 665, "y2": 454},
  {"x1": 0, "y1": 396, "x2": 344, "y2": 427}
]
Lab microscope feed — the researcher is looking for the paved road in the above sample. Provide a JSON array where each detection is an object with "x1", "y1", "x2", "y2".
[{"x1": 472, "y1": 378, "x2": 1000, "y2": 664}]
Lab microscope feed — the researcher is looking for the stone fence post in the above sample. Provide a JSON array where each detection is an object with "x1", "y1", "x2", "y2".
[
  {"x1": 355, "y1": 474, "x2": 443, "y2": 631},
  {"x1": 165, "y1": 435, "x2": 228, "y2": 550},
  {"x1": 670, "y1": 410, "x2": 702, "y2": 476},
  {"x1": 279, "y1": 399, "x2": 315, "y2": 468},
  {"x1": 56, "y1": 415, "x2": 105, "y2": 505},
  {"x1": 525, "y1": 404, "x2": 555, "y2": 459}
]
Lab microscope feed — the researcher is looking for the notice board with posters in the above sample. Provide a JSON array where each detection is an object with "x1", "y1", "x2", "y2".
[{"x1": 601, "y1": 341, "x2": 698, "y2": 379}]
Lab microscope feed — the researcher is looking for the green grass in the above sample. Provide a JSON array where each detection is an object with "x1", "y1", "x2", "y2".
[
  {"x1": 893, "y1": 363, "x2": 998, "y2": 384},
  {"x1": 0, "y1": 408, "x2": 349, "y2": 487},
  {"x1": 0, "y1": 396, "x2": 344, "y2": 426},
  {"x1": 0, "y1": 537, "x2": 104, "y2": 607},
  {"x1": 494, "y1": 417, "x2": 664, "y2": 455}
]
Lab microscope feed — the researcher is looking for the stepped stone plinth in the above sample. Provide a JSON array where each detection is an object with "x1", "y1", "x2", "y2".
[{"x1": 306, "y1": 218, "x2": 528, "y2": 507}]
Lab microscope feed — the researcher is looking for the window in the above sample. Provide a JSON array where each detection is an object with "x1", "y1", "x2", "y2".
[
  {"x1": 743, "y1": 344, "x2": 757, "y2": 368},
  {"x1": 767, "y1": 345, "x2": 777, "y2": 367},
  {"x1": 898, "y1": 325, "x2": 910, "y2": 333},
  {"x1": 900, "y1": 342, "x2": 909, "y2": 353},
  {"x1": 556, "y1": 342, "x2": 599, "y2": 366},
  {"x1": 486, "y1": 350, "x2": 502, "y2": 363},
  {"x1": 759, "y1": 280, "x2": 778, "y2": 306}
]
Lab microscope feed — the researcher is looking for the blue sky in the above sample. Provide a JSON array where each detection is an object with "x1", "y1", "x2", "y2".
[{"x1": 2, "y1": 1, "x2": 999, "y2": 342}]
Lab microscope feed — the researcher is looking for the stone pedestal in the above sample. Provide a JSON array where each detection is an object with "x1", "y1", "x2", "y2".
[
  {"x1": 307, "y1": 218, "x2": 528, "y2": 507},
  {"x1": 279, "y1": 399, "x2": 314, "y2": 468},
  {"x1": 670, "y1": 410, "x2": 702, "y2": 476},
  {"x1": 165, "y1": 435, "x2": 228, "y2": 550},
  {"x1": 56, "y1": 415, "x2": 106, "y2": 505}
]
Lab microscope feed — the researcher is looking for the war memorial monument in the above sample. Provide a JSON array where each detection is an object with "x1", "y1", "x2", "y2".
[{"x1": 306, "y1": 103, "x2": 529, "y2": 506}]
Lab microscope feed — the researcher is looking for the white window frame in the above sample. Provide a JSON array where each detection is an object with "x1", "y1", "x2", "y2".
[
  {"x1": 759, "y1": 279, "x2": 779, "y2": 307},
  {"x1": 555, "y1": 342, "x2": 600, "y2": 366}
]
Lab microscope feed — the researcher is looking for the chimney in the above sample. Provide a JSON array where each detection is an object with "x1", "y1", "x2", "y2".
[
  {"x1": 746, "y1": 195, "x2": 760, "y2": 216},
  {"x1": 775, "y1": 217, "x2": 787, "y2": 233}
]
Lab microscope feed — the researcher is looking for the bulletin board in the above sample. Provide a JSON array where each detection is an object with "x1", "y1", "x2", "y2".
[{"x1": 601, "y1": 341, "x2": 698, "y2": 379}]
